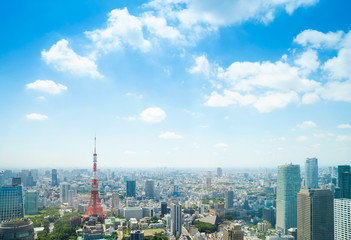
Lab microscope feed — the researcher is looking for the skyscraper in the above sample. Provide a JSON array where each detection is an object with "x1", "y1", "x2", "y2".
[
  {"x1": 297, "y1": 189, "x2": 334, "y2": 240},
  {"x1": 60, "y1": 182, "x2": 71, "y2": 203},
  {"x1": 206, "y1": 177, "x2": 211, "y2": 189},
  {"x1": 112, "y1": 193, "x2": 119, "y2": 208},
  {"x1": 0, "y1": 185, "x2": 24, "y2": 222},
  {"x1": 334, "y1": 198, "x2": 351, "y2": 240},
  {"x1": 144, "y1": 180, "x2": 155, "y2": 199},
  {"x1": 24, "y1": 190, "x2": 39, "y2": 215},
  {"x1": 217, "y1": 168, "x2": 223, "y2": 178},
  {"x1": 225, "y1": 190, "x2": 234, "y2": 209},
  {"x1": 276, "y1": 164, "x2": 301, "y2": 234},
  {"x1": 305, "y1": 158, "x2": 318, "y2": 189},
  {"x1": 337, "y1": 165, "x2": 351, "y2": 199},
  {"x1": 161, "y1": 202, "x2": 167, "y2": 216},
  {"x1": 171, "y1": 202, "x2": 182, "y2": 237},
  {"x1": 52, "y1": 169, "x2": 58, "y2": 187},
  {"x1": 127, "y1": 180, "x2": 136, "y2": 198}
]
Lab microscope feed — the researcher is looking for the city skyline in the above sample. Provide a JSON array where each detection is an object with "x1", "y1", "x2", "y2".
[{"x1": 1, "y1": 0, "x2": 351, "y2": 168}]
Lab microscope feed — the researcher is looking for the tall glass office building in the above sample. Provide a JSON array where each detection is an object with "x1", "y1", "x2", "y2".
[
  {"x1": 0, "y1": 185, "x2": 24, "y2": 222},
  {"x1": 276, "y1": 164, "x2": 301, "y2": 234},
  {"x1": 305, "y1": 157, "x2": 318, "y2": 189}
]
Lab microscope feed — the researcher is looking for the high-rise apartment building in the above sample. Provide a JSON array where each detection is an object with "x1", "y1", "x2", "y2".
[
  {"x1": 263, "y1": 207, "x2": 275, "y2": 227},
  {"x1": 217, "y1": 168, "x2": 223, "y2": 178},
  {"x1": 171, "y1": 202, "x2": 182, "y2": 237},
  {"x1": 161, "y1": 202, "x2": 167, "y2": 216},
  {"x1": 52, "y1": 169, "x2": 58, "y2": 187},
  {"x1": 225, "y1": 190, "x2": 234, "y2": 209},
  {"x1": 336, "y1": 165, "x2": 351, "y2": 199},
  {"x1": 276, "y1": 164, "x2": 301, "y2": 234},
  {"x1": 60, "y1": 182, "x2": 71, "y2": 203},
  {"x1": 206, "y1": 177, "x2": 211, "y2": 189},
  {"x1": 305, "y1": 158, "x2": 318, "y2": 189},
  {"x1": 24, "y1": 190, "x2": 38, "y2": 215},
  {"x1": 334, "y1": 198, "x2": 351, "y2": 240},
  {"x1": 112, "y1": 193, "x2": 119, "y2": 208},
  {"x1": 144, "y1": 180, "x2": 155, "y2": 199},
  {"x1": 127, "y1": 180, "x2": 136, "y2": 198},
  {"x1": 0, "y1": 185, "x2": 24, "y2": 222},
  {"x1": 297, "y1": 189, "x2": 334, "y2": 240},
  {"x1": 223, "y1": 224, "x2": 244, "y2": 240}
]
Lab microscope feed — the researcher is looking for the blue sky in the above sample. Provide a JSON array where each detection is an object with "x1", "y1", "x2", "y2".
[{"x1": 1, "y1": 0, "x2": 351, "y2": 169}]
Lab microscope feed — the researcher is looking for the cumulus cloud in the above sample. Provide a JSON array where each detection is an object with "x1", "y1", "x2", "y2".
[
  {"x1": 297, "y1": 121, "x2": 317, "y2": 129},
  {"x1": 26, "y1": 80, "x2": 67, "y2": 94},
  {"x1": 294, "y1": 29, "x2": 344, "y2": 49},
  {"x1": 337, "y1": 124, "x2": 351, "y2": 129},
  {"x1": 188, "y1": 55, "x2": 212, "y2": 76},
  {"x1": 42, "y1": 39, "x2": 102, "y2": 78},
  {"x1": 142, "y1": 14, "x2": 184, "y2": 42},
  {"x1": 86, "y1": 8, "x2": 151, "y2": 54},
  {"x1": 140, "y1": 107, "x2": 166, "y2": 123},
  {"x1": 26, "y1": 113, "x2": 48, "y2": 120},
  {"x1": 294, "y1": 48, "x2": 319, "y2": 75},
  {"x1": 147, "y1": 0, "x2": 318, "y2": 28},
  {"x1": 159, "y1": 131, "x2": 183, "y2": 139}
]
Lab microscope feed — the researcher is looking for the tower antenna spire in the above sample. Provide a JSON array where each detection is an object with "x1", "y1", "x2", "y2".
[{"x1": 94, "y1": 134, "x2": 97, "y2": 155}]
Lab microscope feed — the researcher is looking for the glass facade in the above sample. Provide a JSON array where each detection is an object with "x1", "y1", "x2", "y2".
[
  {"x1": 276, "y1": 164, "x2": 301, "y2": 234},
  {"x1": 0, "y1": 185, "x2": 24, "y2": 222}
]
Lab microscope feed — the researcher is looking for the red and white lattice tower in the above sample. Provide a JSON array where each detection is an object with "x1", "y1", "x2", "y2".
[{"x1": 83, "y1": 137, "x2": 107, "y2": 223}]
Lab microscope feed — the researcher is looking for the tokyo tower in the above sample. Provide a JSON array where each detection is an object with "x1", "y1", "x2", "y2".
[{"x1": 83, "y1": 137, "x2": 107, "y2": 223}]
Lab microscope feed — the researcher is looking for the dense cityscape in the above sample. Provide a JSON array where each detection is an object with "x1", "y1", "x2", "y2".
[
  {"x1": 1, "y1": 0, "x2": 351, "y2": 239},
  {"x1": 0, "y1": 140, "x2": 350, "y2": 239}
]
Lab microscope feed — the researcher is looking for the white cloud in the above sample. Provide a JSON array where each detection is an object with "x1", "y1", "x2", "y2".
[
  {"x1": 42, "y1": 39, "x2": 102, "y2": 78},
  {"x1": 297, "y1": 121, "x2": 317, "y2": 129},
  {"x1": 294, "y1": 29, "x2": 344, "y2": 49},
  {"x1": 336, "y1": 135, "x2": 351, "y2": 141},
  {"x1": 214, "y1": 143, "x2": 228, "y2": 147},
  {"x1": 188, "y1": 55, "x2": 212, "y2": 76},
  {"x1": 218, "y1": 60, "x2": 319, "y2": 92},
  {"x1": 26, "y1": 80, "x2": 67, "y2": 95},
  {"x1": 205, "y1": 90, "x2": 298, "y2": 113},
  {"x1": 320, "y1": 80, "x2": 351, "y2": 103},
  {"x1": 253, "y1": 91, "x2": 299, "y2": 113},
  {"x1": 26, "y1": 113, "x2": 48, "y2": 121},
  {"x1": 294, "y1": 48, "x2": 319, "y2": 75},
  {"x1": 140, "y1": 107, "x2": 166, "y2": 123},
  {"x1": 296, "y1": 136, "x2": 309, "y2": 141},
  {"x1": 148, "y1": 0, "x2": 318, "y2": 28},
  {"x1": 124, "y1": 150, "x2": 136, "y2": 155},
  {"x1": 337, "y1": 124, "x2": 351, "y2": 129},
  {"x1": 142, "y1": 14, "x2": 184, "y2": 42},
  {"x1": 159, "y1": 131, "x2": 183, "y2": 139},
  {"x1": 279, "y1": 137, "x2": 286, "y2": 141},
  {"x1": 86, "y1": 8, "x2": 151, "y2": 54},
  {"x1": 323, "y1": 48, "x2": 351, "y2": 80},
  {"x1": 301, "y1": 92, "x2": 320, "y2": 104}
]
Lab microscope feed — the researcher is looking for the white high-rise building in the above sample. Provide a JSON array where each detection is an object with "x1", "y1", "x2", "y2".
[
  {"x1": 305, "y1": 158, "x2": 318, "y2": 189},
  {"x1": 60, "y1": 182, "x2": 71, "y2": 203},
  {"x1": 171, "y1": 202, "x2": 182, "y2": 237},
  {"x1": 334, "y1": 198, "x2": 351, "y2": 240}
]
